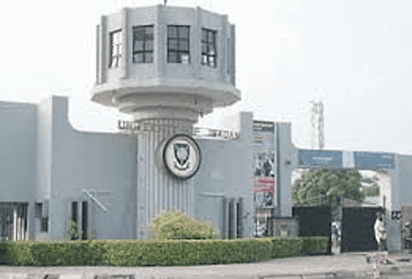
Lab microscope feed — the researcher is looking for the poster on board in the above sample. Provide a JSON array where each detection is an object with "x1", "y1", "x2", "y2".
[{"x1": 252, "y1": 153, "x2": 275, "y2": 207}]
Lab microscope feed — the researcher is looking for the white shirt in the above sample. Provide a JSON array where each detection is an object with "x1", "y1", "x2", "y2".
[{"x1": 374, "y1": 218, "x2": 387, "y2": 243}]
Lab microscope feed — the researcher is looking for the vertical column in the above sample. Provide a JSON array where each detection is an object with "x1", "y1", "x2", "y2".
[
  {"x1": 100, "y1": 16, "x2": 108, "y2": 84},
  {"x1": 96, "y1": 25, "x2": 100, "y2": 84},
  {"x1": 122, "y1": 7, "x2": 129, "y2": 79},
  {"x1": 91, "y1": 200, "x2": 96, "y2": 239},
  {"x1": 222, "y1": 197, "x2": 227, "y2": 239},
  {"x1": 16, "y1": 214, "x2": 20, "y2": 241},
  {"x1": 233, "y1": 199, "x2": 237, "y2": 239},
  {"x1": 229, "y1": 25, "x2": 236, "y2": 86},
  {"x1": 155, "y1": 5, "x2": 164, "y2": 78},
  {"x1": 13, "y1": 208, "x2": 17, "y2": 241}
]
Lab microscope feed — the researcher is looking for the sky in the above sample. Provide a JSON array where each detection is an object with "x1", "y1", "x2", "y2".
[{"x1": 1, "y1": 0, "x2": 412, "y2": 155}]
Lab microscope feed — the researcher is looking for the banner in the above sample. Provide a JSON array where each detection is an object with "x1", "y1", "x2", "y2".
[{"x1": 252, "y1": 153, "x2": 275, "y2": 207}]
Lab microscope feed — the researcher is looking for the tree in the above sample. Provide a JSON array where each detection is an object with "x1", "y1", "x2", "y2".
[
  {"x1": 362, "y1": 176, "x2": 380, "y2": 197},
  {"x1": 292, "y1": 169, "x2": 366, "y2": 207},
  {"x1": 292, "y1": 169, "x2": 368, "y2": 223}
]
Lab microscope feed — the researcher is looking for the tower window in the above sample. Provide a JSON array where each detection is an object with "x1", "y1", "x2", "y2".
[
  {"x1": 110, "y1": 29, "x2": 122, "y2": 68},
  {"x1": 202, "y1": 28, "x2": 217, "y2": 67},
  {"x1": 167, "y1": 25, "x2": 190, "y2": 64},
  {"x1": 133, "y1": 25, "x2": 154, "y2": 63}
]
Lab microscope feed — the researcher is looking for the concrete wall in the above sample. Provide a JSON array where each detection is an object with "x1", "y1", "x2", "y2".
[
  {"x1": 195, "y1": 112, "x2": 254, "y2": 238},
  {"x1": 0, "y1": 101, "x2": 37, "y2": 202},
  {"x1": 0, "y1": 101, "x2": 37, "y2": 239},
  {"x1": 277, "y1": 123, "x2": 299, "y2": 217},
  {"x1": 39, "y1": 96, "x2": 137, "y2": 240}
]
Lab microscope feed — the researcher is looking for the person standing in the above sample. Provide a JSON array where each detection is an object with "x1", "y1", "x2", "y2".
[
  {"x1": 374, "y1": 213, "x2": 387, "y2": 252},
  {"x1": 402, "y1": 221, "x2": 411, "y2": 249}
]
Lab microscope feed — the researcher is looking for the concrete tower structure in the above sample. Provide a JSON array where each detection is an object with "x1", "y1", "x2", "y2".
[{"x1": 91, "y1": 5, "x2": 240, "y2": 239}]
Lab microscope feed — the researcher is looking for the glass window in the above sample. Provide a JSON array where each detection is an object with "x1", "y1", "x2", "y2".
[
  {"x1": 110, "y1": 30, "x2": 122, "y2": 68},
  {"x1": 168, "y1": 26, "x2": 177, "y2": 38},
  {"x1": 167, "y1": 25, "x2": 190, "y2": 63},
  {"x1": 133, "y1": 25, "x2": 154, "y2": 64},
  {"x1": 168, "y1": 51, "x2": 178, "y2": 63},
  {"x1": 201, "y1": 28, "x2": 217, "y2": 68}
]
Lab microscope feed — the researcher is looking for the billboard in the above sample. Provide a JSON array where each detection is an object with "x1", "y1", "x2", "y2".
[
  {"x1": 298, "y1": 150, "x2": 343, "y2": 167},
  {"x1": 354, "y1": 152, "x2": 395, "y2": 169}
]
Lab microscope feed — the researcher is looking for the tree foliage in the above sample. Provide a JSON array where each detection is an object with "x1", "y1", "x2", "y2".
[
  {"x1": 363, "y1": 184, "x2": 380, "y2": 197},
  {"x1": 292, "y1": 170, "x2": 367, "y2": 207}
]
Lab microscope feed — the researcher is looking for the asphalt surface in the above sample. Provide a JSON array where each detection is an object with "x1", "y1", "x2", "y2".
[{"x1": 2, "y1": 251, "x2": 412, "y2": 279}]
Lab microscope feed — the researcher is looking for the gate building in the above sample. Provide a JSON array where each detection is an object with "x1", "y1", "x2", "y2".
[{"x1": 1, "y1": 4, "x2": 412, "y2": 252}]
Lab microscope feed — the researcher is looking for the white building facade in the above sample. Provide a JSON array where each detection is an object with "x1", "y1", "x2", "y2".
[{"x1": 1, "y1": 5, "x2": 412, "y2": 252}]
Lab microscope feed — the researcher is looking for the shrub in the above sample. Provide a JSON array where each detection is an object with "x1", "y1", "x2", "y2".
[
  {"x1": 301, "y1": 236, "x2": 328, "y2": 255},
  {"x1": 149, "y1": 212, "x2": 216, "y2": 240},
  {"x1": 269, "y1": 236, "x2": 302, "y2": 259},
  {"x1": 66, "y1": 215, "x2": 81, "y2": 240}
]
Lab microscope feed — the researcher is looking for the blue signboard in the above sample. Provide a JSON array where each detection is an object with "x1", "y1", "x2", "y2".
[
  {"x1": 354, "y1": 152, "x2": 395, "y2": 169},
  {"x1": 298, "y1": 150, "x2": 343, "y2": 167}
]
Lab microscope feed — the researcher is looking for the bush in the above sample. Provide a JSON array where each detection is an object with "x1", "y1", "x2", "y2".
[
  {"x1": 67, "y1": 215, "x2": 81, "y2": 240},
  {"x1": 269, "y1": 236, "x2": 302, "y2": 259},
  {"x1": 301, "y1": 236, "x2": 329, "y2": 255},
  {"x1": 101, "y1": 238, "x2": 273, "y2": 266},
  {"x1": 149, "y1": 212, "x2": 216, "y2": 240},
  {"x1": 7, "y1": 240, "x2": 33, "y2": 266}
]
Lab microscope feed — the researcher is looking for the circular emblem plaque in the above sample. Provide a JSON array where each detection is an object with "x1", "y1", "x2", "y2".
[{"x1": 163, "y1": 134, "x2": 201, "y2": 179}]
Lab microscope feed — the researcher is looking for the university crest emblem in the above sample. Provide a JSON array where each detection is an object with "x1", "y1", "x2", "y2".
[{"x1": 163, "y1": 134, "x2": 201, "y2": 179}]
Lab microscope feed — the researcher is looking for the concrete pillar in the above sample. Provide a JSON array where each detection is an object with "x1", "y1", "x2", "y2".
[
  {"x1": 233, "y1": 198, "x2": 237, "y2": 238},
  {"x1": 13, "y1": 208, "x2": 17, "y2": 241},
  {"x1": 121, "y1": 8, "x2": 129, "y2": 79},
  {"x1": 136, "y1": 119, "x2": 196, "y2": 239}
]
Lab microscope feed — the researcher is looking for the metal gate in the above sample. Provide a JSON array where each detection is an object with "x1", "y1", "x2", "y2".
[
  {"x1": 292, "y1": 205, "x2": 332, "y2": 254},
  {"x1": 0, "y1": 202, "x2": 28, "y2": 241},
  {"x1": 340, "y1": 207, "x2": 382, "y2": 253}
]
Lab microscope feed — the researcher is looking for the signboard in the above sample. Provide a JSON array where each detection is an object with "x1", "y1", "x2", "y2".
[
  {"x1": 298, "y1": 150, "x2": 342, "y2": 167},
  {"x1": 354, "y1": 152, "x2": 395, "y2": 169},
  {"x1": 253, "y1": 121, "x2": 275, "y2": 132}
]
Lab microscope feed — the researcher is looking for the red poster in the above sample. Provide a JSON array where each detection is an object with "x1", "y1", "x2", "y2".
[{"x1": 252, "y1": 177, "x2": 275, "y2": 195}]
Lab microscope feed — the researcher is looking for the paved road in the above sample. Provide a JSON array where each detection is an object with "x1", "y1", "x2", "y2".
[{"x1": 2, "y1": 251, "x2": 412, "y2": 279}]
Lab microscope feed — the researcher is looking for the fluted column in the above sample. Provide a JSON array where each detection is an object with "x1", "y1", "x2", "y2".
[{"x1": 136, "y1": 119, "x2": 196, "y2": 239}]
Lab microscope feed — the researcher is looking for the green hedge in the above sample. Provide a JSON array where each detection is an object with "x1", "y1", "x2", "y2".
[
  {"x1": 100, "y1": 238, "x2": 272, "y2": 266},
  {"x1": 269, "y1": 236, "x2": 303, "y2": 259},
  {"x1": 301, "y1": 236, "x2": 329, "y2": 255},
  {"x1": 0, "y1": 236, "x2": 328, "y2": 266}
]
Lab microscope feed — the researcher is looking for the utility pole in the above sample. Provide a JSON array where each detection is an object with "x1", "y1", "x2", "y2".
[{"x1": 310, "y1": 100, "x2": 325, "y2": 150}]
